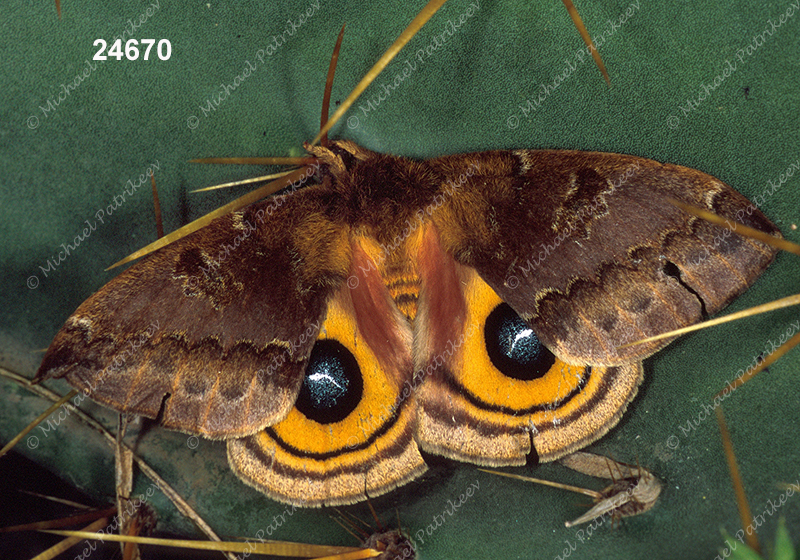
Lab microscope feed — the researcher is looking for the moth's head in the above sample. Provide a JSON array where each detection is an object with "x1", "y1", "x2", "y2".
[{"x1": 305, "y1": 139, "x2": 379, "y2": 184}]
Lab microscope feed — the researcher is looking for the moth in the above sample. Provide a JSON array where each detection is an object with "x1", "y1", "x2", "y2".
[{"x1": 35, "y1": 136, "x2": 780, "y2": 507}]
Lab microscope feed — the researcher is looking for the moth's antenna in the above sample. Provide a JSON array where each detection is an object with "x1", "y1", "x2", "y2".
[{"x1": 321, "y1": 24, "x2": 347, "y2": 147}]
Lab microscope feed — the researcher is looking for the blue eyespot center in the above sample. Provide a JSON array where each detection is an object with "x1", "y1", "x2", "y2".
[
  {"x1": 484, "y1": 303, "x2": 554, "y2": 380},
  {"x1": 295, "y1": 339, "x2": 363, "y2": 424}
]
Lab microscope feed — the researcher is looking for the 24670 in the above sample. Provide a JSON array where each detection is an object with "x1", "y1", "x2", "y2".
[{"x1": 93, "y1": 39, "x2": 171, "y2": 61}]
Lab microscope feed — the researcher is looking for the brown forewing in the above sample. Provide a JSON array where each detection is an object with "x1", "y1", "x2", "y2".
[
  {"x1": 35, "y1": 187, "x2": 351, "y2": 439},
  {"x1": 428, "y1": 150, "x2": 780, "y2": 366}
]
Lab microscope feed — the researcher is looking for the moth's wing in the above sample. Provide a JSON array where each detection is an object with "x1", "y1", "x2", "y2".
[
  {"x1": 228, "y1": 237, "x2": 426, "y2": 507},
  {"x1": 427, "y1": 150, "x2": 780, "y2": 366},
  {"x1": 411, "y1": 150, "x2": 778, "y2": 464},
  {"x1": 35, "y1": 188, "x2": 352, "y2": 439},
  {"x1": 412, "y1": 224, "x2": 642, "y2": 464}
]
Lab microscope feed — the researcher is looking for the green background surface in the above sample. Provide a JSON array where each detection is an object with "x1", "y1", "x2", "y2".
[{"x1": 1, "y1": 0, "x2": 799, "y2": 558}]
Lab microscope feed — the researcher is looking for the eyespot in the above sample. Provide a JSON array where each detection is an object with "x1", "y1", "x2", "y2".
[
  {"x1": 295, "y1": 339, "x2": 363, "y2": 424},
  {"x1": 484, "y1": 303, "x2": 554, "y2": 380}
]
